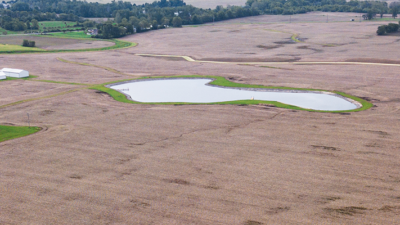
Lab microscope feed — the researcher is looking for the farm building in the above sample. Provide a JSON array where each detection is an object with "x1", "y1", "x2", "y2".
[
  {"x1": 0, "y1": 71, "x2": 6, "y2": 80},
  {"x1": 1, "y1": 68, "x2": 29, "y2": 78}
]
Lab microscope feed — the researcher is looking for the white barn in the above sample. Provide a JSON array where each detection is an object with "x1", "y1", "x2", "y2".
[
  {"x1": 0, "y1": 71, "x2": 6, "y2": 80},
  {"x1": 1, "y1": 68, "x2": 29, "y2": 78}
]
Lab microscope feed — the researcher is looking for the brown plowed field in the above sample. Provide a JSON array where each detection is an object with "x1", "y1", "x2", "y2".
[{"x1": 1, "y1": 13, "x2": 400, "y2": 224}]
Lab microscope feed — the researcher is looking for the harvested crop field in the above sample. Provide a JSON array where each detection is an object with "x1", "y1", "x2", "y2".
[
  {"x1": 0, "y1": 35, "x2": 114, "y2": 50},
  {"x1": 1, "y1": 12, "x2": 400, "y2": 224}
]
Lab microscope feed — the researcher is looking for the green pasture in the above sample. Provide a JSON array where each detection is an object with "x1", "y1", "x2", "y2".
[
  {"x1": 0, "y1": 125, "x2": 41, "y2": 142},
  {"x1": 38, "y1": 21, "x2": 81, "y2": 32},
  {"x1": 49, "y1": 31, "x2": 92, "y2": 39}
]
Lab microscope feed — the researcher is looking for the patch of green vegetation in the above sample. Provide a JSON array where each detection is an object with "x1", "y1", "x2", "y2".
[
  {"x1": 48, "y1": 31, "x2": 92, "y2": 39},
  {"x1": 291, "y1": 34, "x2": 302, "y2": 42},
  {"x1": 0, "y1": 125, "x2": 41, "y2": 142},
  {"x1": 90, "y1": 75, "x2": 372, "y2": 113},
  {"x1": 0, "y1": 75, "x2": 38, "y2": 82},
  {"x1": 38, "y1": 21, "x2": 77, "y2": 31},
  {"x1": 370, "y1": 18, "x2": 400, "y2": 22},
  {"x1": 0, "y1": 44, "x2": 46, "y2": 53},
  {"x1": 0, "y1": 27, "x2": 23, "y2": 35}
]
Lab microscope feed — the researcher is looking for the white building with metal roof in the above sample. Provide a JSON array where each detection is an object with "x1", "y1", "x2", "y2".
[
  {"x1": 0, "y1": 71, "x2": 6, "y2": 80},
  {"x1": 1, "y1": 68, "x2": 29, "y2": 78}
]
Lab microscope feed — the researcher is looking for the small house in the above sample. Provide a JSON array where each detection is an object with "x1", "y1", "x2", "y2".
[
  {"x1": 0, "y1": 71, "x2": 6, "y2": 80},
  {"x1": 1, "y1": 68, "x2": 29, "y2": 78},
  {"x1": 87, "y1": 28, "x2": 98, "y2": 36}
]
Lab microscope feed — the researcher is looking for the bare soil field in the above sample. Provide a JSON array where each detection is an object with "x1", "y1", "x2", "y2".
[
  {"x1": 1, "y1": 12, "x2": 400, "y2": 224},
  {"x1": 0, "y1": 35, "x2": 114, "y2": 50}
]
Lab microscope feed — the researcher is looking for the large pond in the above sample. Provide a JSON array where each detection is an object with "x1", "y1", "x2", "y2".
[{"x1": 109, "y1": 78, "x2": 359, "y2": 111}]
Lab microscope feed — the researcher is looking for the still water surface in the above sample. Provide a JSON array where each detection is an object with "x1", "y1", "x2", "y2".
[{"x1": 109, "y1": 79, "x2": 358, "y2": 111}]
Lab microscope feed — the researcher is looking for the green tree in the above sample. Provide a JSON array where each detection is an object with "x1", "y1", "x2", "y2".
[
  {"x1": 366, "y1": 10, "x2": 375, "y2": 20},
  {"x1": 31, "y1": 19, "x2": 39, "y2": 29},
  {"x1": 22, "y1": 39, "x2": 29, "y2": 46},
  {"x1": 152, "y1": 20, "x2": 158, "y2": 30},
  {"x1": 377, "y1": 25, "x2": 387, "y2": 35},
  {"x1": 192, "y1": 15, "x2": 201, "y2": 24},
  {"x1": 126, "y1": 24, "x2": 134, "y2": 33},
  {"x1": 172, "y1": 17, "x2": 182, "y2": 27},
  {"x1": 115, "y1": 12, "x2": 122, "y2": 23},
  {"x1": 391, "y1": 7, "x2": 399, "y2": 18},
  {"x1": 161, "y1": 17, "x2": 170, "y2": 27}
]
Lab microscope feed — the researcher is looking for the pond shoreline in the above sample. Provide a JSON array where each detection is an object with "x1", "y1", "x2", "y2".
[{"x1": 106, "y1": 77, "x2": 363, "y2": 110}]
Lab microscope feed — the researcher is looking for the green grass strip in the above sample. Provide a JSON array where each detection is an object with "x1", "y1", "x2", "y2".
[
  {"x1": 0, "y1": 125, "x2": 41, "y2": 142},
  {"x1": 90, "y1": 75, "x2": 373, "y2": 113},
  {"x1": 0, "y1": 75, "x2": 38, "y2": 82}
]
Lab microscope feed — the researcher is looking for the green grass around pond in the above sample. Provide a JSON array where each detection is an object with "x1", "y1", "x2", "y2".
[
  {"x1": 90, "y1": 75, "x2": 372, "y2": 113},
  {"x1": 0, "y1": 125, "x2": 41, "y2": 142}
]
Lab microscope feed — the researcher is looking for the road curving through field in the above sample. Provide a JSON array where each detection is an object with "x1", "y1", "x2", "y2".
[{"x1": 135, "y1": 53, "x2": 400, "y2": 67}]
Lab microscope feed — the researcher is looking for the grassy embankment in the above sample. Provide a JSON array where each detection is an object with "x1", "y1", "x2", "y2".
[
  {"x1": 0, "y1": 31, "x2": 136, "y2": 54},
  {"x1": 0, "y1": 125, "x2": 41, "y2": 142},
  {"x1": 90, "y1": 75, "x2": 373, "y2": 113}
]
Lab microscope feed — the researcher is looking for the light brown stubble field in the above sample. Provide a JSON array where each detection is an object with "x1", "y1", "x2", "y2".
[{"x1": 1, "y1": 12, "x2": 400, "y2": 224}]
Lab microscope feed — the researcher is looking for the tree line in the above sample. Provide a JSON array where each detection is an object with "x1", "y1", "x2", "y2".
[{"x1": 0, "y1": 0, "x2": 397, "y2": 36}]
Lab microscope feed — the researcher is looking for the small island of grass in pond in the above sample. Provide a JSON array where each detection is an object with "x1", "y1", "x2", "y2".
[
  {"x1": 96, "y1": 76, "x2": 371, "y2": 112},
  {"x1": 0, "y1": 125, "x2": 41, "y2": 142}
]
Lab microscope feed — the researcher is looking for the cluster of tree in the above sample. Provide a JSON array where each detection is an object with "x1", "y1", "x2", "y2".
[
  {"x1": 377, "y1": 22, "x2": 400, "y2": 35},
  {"x1": 94, "y1": 22, "x2": 133, "y2": 39},
  {"x1": 0, "y1": 9, "x2": 80, "y2": 31},
  {"x1": 22, "y1": 39, "x2": 35, "y2": 47},
  {"x1": 111, "y1": 4, "x2": 259, "y2": 31},
  {"x1": 12, "y1": 0, "x2": 185, "y2": 17},
  {"x1": 245, "y1": 0, "x2": 388, "y2": 15}
]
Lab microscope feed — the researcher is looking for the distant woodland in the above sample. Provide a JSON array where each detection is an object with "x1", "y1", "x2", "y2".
[{"x1": 0, "y1": 0, "x2": 397, "y2": 38}]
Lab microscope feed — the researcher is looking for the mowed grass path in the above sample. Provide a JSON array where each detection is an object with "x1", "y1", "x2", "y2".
[{"x1": 0, "y1": 125, "x2": 41, "y2": 142}]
